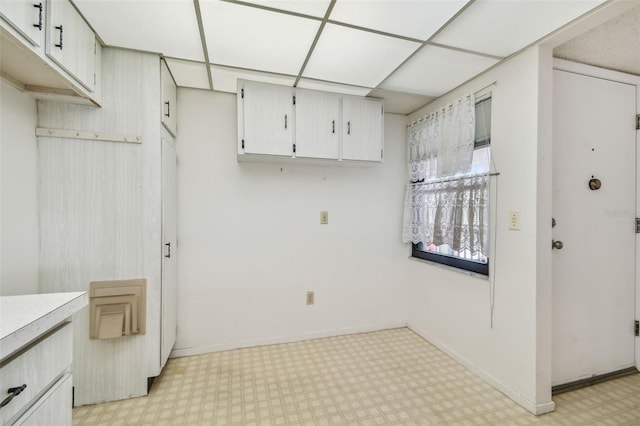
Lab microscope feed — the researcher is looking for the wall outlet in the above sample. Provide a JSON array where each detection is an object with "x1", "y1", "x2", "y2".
[
  {"x1": 508, "y1": 211, "x2": 521, "y2": 231},
  {"x1": 320, "y1": 211, "x2": 328, "y2": 225},
  {"x1": 306, "y1": 291, "x2": 314, "y2": 305}
]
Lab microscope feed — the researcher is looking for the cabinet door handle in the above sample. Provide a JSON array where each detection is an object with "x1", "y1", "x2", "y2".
[
  {"x1": 332, "y1": 120, "x2": 335, "y2": 134},
  {"x1": 55, "y1": 25, "x2": 63, "y2": 49},
  {"x1": 33, "y1": 3, "x2": 43, "y2": 30},
  {"x1": 164, "y1": 101, "x2": 170, "y2": 118},
  {"x1": 284, "y1": 114, "x2": 287, "y2": 129},
  {"x1": 1, "y1": 384, "x2": 27, "y2": 408},
  {"x1": 347, "y1": 121, "x2": 351, "y2": 135},
  {"x1": 165, "y1": 242, "x2": 171, "y2": 259}
]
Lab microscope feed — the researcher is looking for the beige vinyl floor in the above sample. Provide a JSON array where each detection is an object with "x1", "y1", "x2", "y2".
[{"x1": 73, "y1": 328, "x2": 640, "y2": 425}]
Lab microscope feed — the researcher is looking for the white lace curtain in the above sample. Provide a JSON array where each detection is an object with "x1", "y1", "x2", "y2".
[{"x1": 402, "y1": 94, "x2": 489, "y2": 259}]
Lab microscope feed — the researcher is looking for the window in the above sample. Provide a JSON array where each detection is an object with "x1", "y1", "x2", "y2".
[{"x1": 409, "y1": 97, "x2": 491, "y2": 275}]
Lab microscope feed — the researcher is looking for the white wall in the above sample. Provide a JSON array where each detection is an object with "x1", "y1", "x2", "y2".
[
  {"x1": 0, "y1": 81, "x2": 39, "y2": 296},
  {"x1": 173, "y1": 89, "x2": 409, "y2": 356},
  {"x1": 405, "y1": 46, "x2": 554, "y2": 415}
]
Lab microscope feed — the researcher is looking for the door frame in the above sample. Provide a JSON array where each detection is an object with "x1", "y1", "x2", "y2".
[{"x1": 553, "y1": 58, "x2": 640, "y2": 373}]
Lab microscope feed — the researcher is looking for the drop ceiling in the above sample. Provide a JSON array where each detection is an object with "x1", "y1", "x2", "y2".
[{"x1": 73, "y1": 0, "x2": 608, "y2": 114}]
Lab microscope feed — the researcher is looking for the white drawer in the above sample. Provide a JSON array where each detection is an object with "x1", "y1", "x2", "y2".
[
  {"x1": 14, "y1": 374, "x2": 72, "y2": 426},
  {"x1": 0, "y1": 323, "x2": 72, "y2": 424}
]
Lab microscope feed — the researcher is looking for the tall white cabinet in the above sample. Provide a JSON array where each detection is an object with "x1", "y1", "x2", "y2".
[
  {"x1": 161, "y1": 137, "x2": 178, "y2": 365},
  {"x1": 37, "y1": 49, "x2": 177, "y2": 406}
]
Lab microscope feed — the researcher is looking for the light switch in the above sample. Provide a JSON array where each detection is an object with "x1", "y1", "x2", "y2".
[
  {"x1": 508, "y1": 211, "x2": 521, "y2": 231},
  {"x1": 320, "y1": 211, "x2": 329, "y2": 225}
]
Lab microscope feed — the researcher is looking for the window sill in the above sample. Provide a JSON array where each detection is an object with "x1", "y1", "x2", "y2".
[{"x1": 407, "y1": 255, "x2": 489, "y2": 281}]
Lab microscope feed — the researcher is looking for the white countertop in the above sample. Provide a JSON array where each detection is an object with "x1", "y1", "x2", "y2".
[{"x1": 0, "y1": 292, "x2": 88, "y2": 360}]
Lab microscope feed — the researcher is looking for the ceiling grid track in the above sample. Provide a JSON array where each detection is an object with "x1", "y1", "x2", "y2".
[
  {"x1": 375, "y1": 0, "x2": 482, "y2": 89},
  {"x1": 71, "y1": 0, "x2": 627, "y2": 114},
  {"x1": 193, "y1": 0, "x2": 214, "y2": 91},
  {"x1": 294, "y1": 0, "x2": 337, "y2": 87}
]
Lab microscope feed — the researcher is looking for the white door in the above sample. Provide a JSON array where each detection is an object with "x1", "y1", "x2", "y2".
[
  {"x1": 295, "y1": 88, "x2": 340, "y2": 159},
  {"x1": 0, "y1": 0, "x2": 45, "y2": 47},
  {"x1": 161, "y1": 138, "x2": 178, "y2": 367},
  {"x1": 552, "y1": 70, "x2": 636, "y2": 386},
  {"x1": 342, "y1": 97, "x2": 383, "y2": 161},
  {"x1": 46, "y1": 0, "x2": 95, "y2": 91},
  {"x1": 161, "y1": 59, "x2": 177, "y2": 137},
  {"x1": 241, "y1": 80, "x2": 293, "y2": 156}
]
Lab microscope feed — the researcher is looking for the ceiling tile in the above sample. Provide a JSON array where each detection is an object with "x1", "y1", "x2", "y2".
[
  {"x1": 303, "y1": 24, "x2": 420, "y2": 88},
  {"x1": 74, "y1": 0, "x2": 204, "y2": 61},
  {"x1": 238, "y1": 0, "x2": 331, "y2": 18},
  {"x1": 433, "y1": 0, "x2": 607, "y2": 57},
  {"x1": 380, "y1": 45, "x2": 499, "y2": 97},
  {"x1": 296, "y1": 79, "x2": 371, "y2": 96},
  {"x1": 367, "y1": 89, "x2": 435, "y2": 115},
  {"x1": 329, "y1": 0, "x2": 469, "y2": 41},
  {"x1": 165, "y1": 59, "x2": 210, "y2": 90},
  {"x1": 211, "y1": 66, "x2": 296, "y2": 93},
  {"x1": 200, "y1": 1, "x2": 320, "y2": 75}
]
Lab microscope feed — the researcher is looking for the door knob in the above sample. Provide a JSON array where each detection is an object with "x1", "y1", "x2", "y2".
[{"x1": 552, "y1": 240, "x2": 564, "y2": 250}]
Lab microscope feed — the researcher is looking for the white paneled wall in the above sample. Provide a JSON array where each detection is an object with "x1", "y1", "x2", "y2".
[
  {"x1": 0, "y1": 81, "x2": 39, "y2": 296},
  {"x1": 173, "y1": 89, "x2": 409, "y2": 356},
  {"x1": 37, "y1": 48, "x2": 163, "y2": 405}
]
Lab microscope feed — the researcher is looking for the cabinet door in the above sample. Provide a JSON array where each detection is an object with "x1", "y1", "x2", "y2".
[
  {"x1": 46, "y1": 0, "x2": 95, "y2": 91},
  {"x1": 342, "y1": 97, "x2": 384, "y2": 162},
  {"x1": 161, "y1": 138, "x2": 178, "y2": 367},
  {"x1": 14, "y1": 374, "x2": 72, "y2": 426},
  {"x1": 295, "y1": 89, "x2": 340, "y2": 160},
  {"x1": 0, "y1": 0, "x2": 45, "y2": 47},
  {"x1": 241, "y1": 80, "x2": 293, "y2": 156},
  {"x1": 161, "y1": 60, "x2": 177, "y2": 136}
]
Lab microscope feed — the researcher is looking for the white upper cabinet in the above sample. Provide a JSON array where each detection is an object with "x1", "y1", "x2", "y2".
[
  {"x1": 46, "y1": 0, "x2": 95, "y2": 91},
  {"x1": 237, "y1": 79, "x2": 383, "y2": 163},
  {"x1": 342, "y1": 96, "x2": 384, "y2": 162},
  {"x1": 295, "y1": 88, "x2": 340, "y2": 160},
  {"x1": 240, "y1": 80, "x2": 294, "y2": 157},
  {"x1": 0, "y1": 0, "x2": 45, "y2": 47},
  {"x1": 161, "y1": 59, "x2": 177, "y2": 136}
]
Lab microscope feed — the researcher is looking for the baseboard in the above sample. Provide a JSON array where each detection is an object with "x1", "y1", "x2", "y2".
[
  {"x1": 170, "y1": 321, "x2": 408, "y2": 358},
  {"x1": 409, "y1": 324, "x2": 555, "y2": 416}
]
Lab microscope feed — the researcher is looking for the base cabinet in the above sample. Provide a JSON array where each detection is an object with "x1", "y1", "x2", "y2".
[
  {"x1": 14, "y1": 374, "x2": 72, "y2": 426},
  {"x1": 0, "y1": 292, "x2": 86, "y2": 426}
]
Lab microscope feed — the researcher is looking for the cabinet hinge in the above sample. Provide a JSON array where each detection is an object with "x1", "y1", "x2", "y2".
[
  {"x1": 381, "y1": 149, "x2": 383, "y2": 159},
  {"x1": 636, "y1": 114, "x2": 639, "y2": 130},
  {"x1": 636, "y1": 218, "x2": 640, "y2": 233},
  {"x1": 242, "y1": 139, "x2": 245, "y2": 149},
  {"x1": 635, "y1": 320, "x2": 639, "y2": 337},
  {"x1": 293, "y1": 95, "x2": 296, "y2": 105},
  {"x1": 293, "y1": 144, "x2": 296, "y2": 153},
  {"x1": 241, "y1": 88, "x2": 244, "y2": 99}
]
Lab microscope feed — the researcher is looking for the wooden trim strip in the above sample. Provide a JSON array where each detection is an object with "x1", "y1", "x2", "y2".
[{"x1": 36, "y1": 128, "x2": 142, "y2": 144}]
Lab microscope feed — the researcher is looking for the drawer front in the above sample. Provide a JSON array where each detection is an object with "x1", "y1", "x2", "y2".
[
  {"x1": 14, "y1": 374, "x2": 72, "y2": 426},
  {"x1": 0, "y1": 323, "x2": 72, "y2": 424}
]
